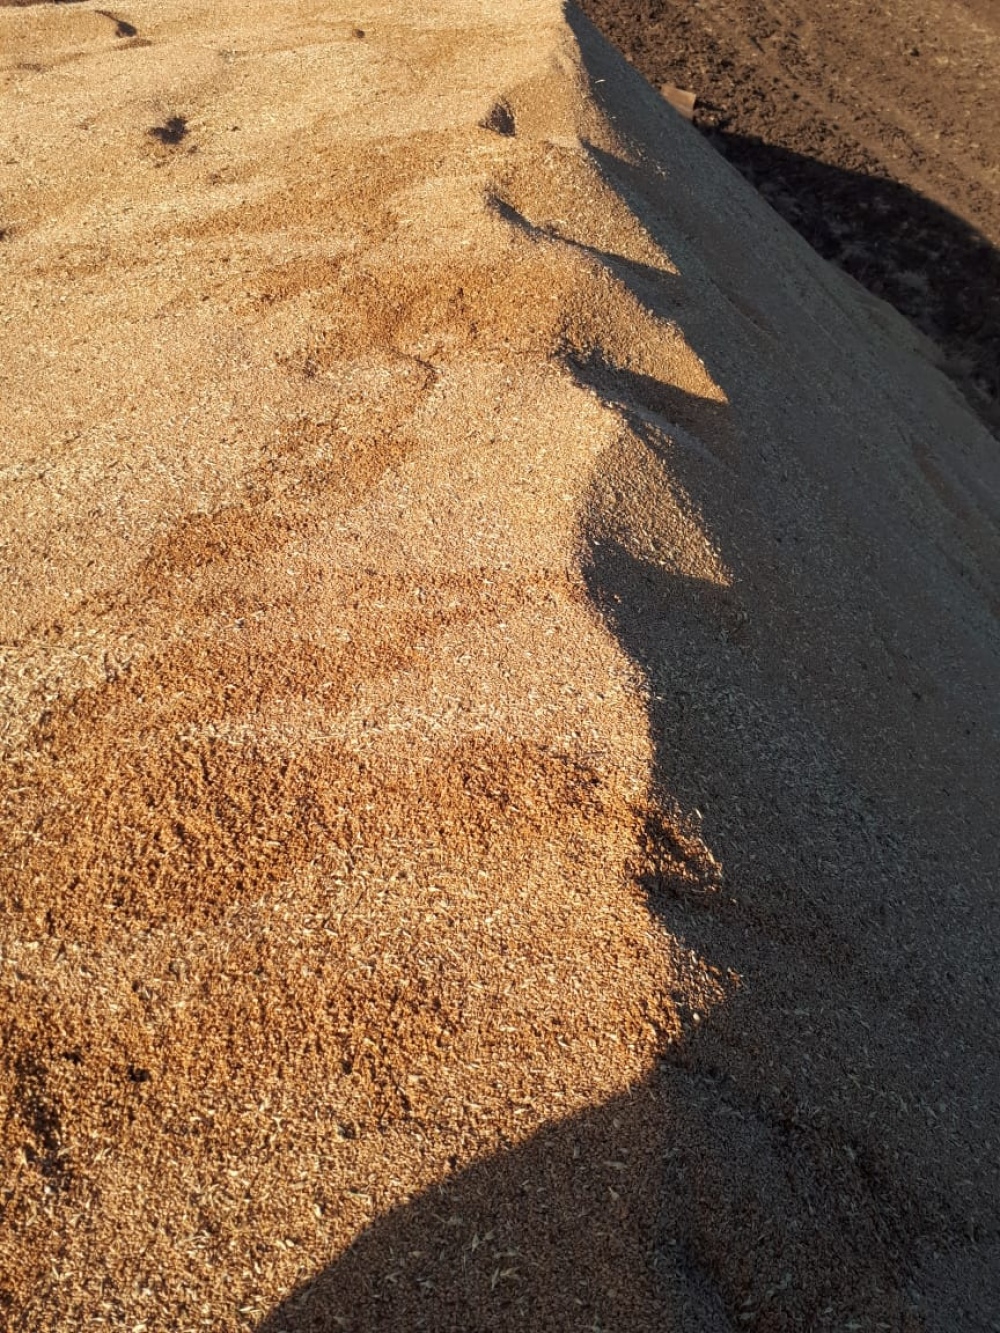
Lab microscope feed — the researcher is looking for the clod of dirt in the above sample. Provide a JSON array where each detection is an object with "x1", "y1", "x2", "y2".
[
  {"x1": 148, "y1": 114, "x2": 188, "y2": 145},
  {"x1": 660, "y1": 83, "x2": 696, "y2": 120},
  {"x1": 480, "y1": 99, "x2": 517, "y2": 136}
]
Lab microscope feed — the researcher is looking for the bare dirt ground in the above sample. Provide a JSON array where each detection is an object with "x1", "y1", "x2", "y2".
[
  {"x1": 578, "y1": 0, "x2": 1000, "y2": 429},
  {"x1": 1, "y1": 3, "x2": 999, "y2": 1333}
]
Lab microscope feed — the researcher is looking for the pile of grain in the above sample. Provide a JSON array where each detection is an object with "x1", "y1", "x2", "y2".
[{"x1": 1, "y1": 1, "x2": 998, "y2": 1329}]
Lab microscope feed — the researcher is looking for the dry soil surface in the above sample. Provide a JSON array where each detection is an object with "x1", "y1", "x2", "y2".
[
  {"x1": 580, "y1": 0, "x2": 1000, "y2": 429},
  {"x1": 1, "y1": 3, "x2": 999, "y2": 1333}
]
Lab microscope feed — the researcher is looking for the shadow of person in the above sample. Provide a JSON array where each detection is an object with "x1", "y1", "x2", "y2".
[
  {"x1": 257, "y1": 453, "x2": 927, "y2": 1332},
  {"x1": 253, "y1": 444, "x2": 960, "y2": 1331},
  {"x1": 259, "y1": 1061, "x2": 910, "y2": 1333},
  {"x1": 257, "y1": 11, "x2": 1000, "y2": 1331},
  {"x1": 258, "y1": 1083, "x2": 719, "y2": 1333}
]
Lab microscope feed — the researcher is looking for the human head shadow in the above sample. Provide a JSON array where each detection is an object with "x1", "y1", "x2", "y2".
[
  {"x1": 256, "y1": 349, "x2": 935, "y2": 1333},
  {"x1": 256, "y1": 400, "x2": 983, "y2": 1333},
  {"x1": 255, "y1": 488, "x2": 936, "y2": 1330},
  {"x1": 258, "y1": 1052, "x2": 914, "y2": 1333}
]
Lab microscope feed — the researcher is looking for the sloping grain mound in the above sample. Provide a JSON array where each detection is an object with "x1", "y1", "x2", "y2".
[{"x1": 1, "y1": 2, "x2": 998, "y2": 1330}]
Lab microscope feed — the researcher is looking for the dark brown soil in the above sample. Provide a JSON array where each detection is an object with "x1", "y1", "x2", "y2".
[{"x1": 578, "y1": 0, "x2": 1000, "y2": 431}]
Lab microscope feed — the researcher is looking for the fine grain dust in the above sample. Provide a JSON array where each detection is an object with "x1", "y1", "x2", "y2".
[{"x1": 1, "y1": 1, "x2": 999, "y2": 1331}]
